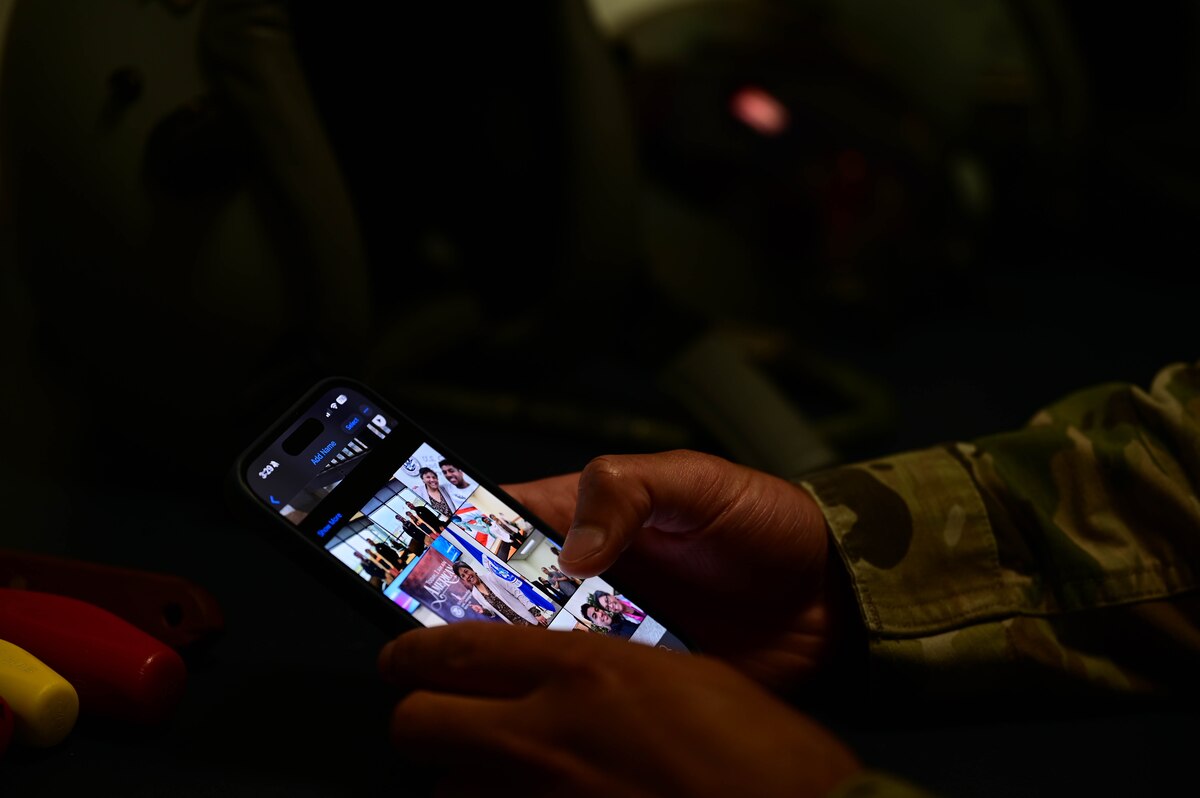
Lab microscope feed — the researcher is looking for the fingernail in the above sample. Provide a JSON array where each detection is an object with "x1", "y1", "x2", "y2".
[{"x1": 560, "y1": 525, "x2": 605, "y2": 564}]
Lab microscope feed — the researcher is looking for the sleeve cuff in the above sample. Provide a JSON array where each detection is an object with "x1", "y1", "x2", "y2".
[{"x1": 802, "y1": 445, "x2": 1023, "y2": 637}]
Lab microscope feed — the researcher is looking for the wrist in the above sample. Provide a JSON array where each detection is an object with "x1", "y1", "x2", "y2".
[
  {"x1": 793, "y1": 484, "x2": 867, "y2": 694},
  {"x1": 819, "y1": 536, "x2": 867, "y2": 685}
]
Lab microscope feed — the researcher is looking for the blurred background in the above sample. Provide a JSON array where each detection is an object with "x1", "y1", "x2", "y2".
[{"x1": 2, "y1": 0, "x2": 1198, "y2": 793}]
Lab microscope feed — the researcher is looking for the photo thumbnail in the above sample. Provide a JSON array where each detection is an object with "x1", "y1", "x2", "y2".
[
  {"x1": 529, "y1": 563, "x2": 582, "y2": 606},
  {"x1": 384, "y1": 482, "x2": 449, "y2": 541},
  {"x1": 393, "y1": 443, "x2": 476, "y2": 515},
  {"x1": 555, "y1": 577, "x2": 679, "y2": 648},
  {"x1": 450, "y1": 485, "x2": 542, "y2": 562},
  {"x1": 322, "y1": 513, "x2": 409, "y2": 590},
  {"x1": 349, "y1": 480, "x2": 447, "y2": 567},
  {"x1": 392, "y1": 546, "x2": 504, "y2": 624},
  {"x1": 397, "y1": 525, "x2": 561, "y2": 628},
  {"x1": 560, "y1": 578, "x2": 643, "y2": 639}
]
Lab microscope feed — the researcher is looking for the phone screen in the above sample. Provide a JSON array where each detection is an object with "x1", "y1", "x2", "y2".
[{"x1": 241, "y1": 382, "x2": 689, "y2": 650}]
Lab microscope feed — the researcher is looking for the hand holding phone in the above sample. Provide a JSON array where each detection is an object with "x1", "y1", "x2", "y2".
[
  {"x1": 233, "y1": 380, "x2": 865, "y2": 797},
  {"x1": 505, "y1": 450, "x2": 851, "y2": 692},
  {"x1": 379, "y1": 623, "x2": 861, "y2": 797}
]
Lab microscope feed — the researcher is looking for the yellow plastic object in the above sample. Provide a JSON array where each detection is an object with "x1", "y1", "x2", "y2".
[{"x1": 0, "y1": 638, "x2": 79, "y2": 747}]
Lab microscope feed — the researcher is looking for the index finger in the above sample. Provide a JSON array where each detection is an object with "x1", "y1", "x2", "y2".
[
  {"x1": 502, "y1": 472, "x2": 580, "y2": 533},
  {"x1": 557, "y1": 451, "x2": 751, "y2": 577}
]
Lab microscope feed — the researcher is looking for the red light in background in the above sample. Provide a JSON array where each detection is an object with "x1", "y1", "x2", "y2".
[{"x1": 730, "y1": 86, "x2": 789, "y2": 137}]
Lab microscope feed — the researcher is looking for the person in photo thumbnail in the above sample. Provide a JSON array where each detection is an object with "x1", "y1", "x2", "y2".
[
  {"x1": 465, "y1": 603, "x2": 498, "y2": 621},
  {"x1": 400, "y1": 510, "x2": 426, "y2": 539},
  {"x1": 542, "y1": 566, "x2": 579, "y2": 598},
  {"x1": 581, "y1": 604, "x2": 639, "y2": 639},
  {"x1": 488, "y1": 513, "x2": 529, "y2": 549},
  {"x1": 394, "y1": 513, "x2": 428, "y2": 545},
  {"x1": 437, "y1": 459, "x2": 475, "y2": 509},
  {"x1": 534, "y1": 577, "x2": 568, "y2": 605},
  {"x1": 545, "y1": 564, "x2": 579, "y2": 585},
  {"x1": 362, "y1": 547, "x2": 401, "y2": 579},
  {"x1": 592, "y1": 591, "x2": 646, "y2": 624},
  {"x1": 393, "y1": 511, "x2": 432, "y2": 547},
  {"x1": 354, "y1": 551, "x2": 393, "y2": 585},
  {"x1": 479, "y1": 514, "x2": 525, "y2": 560},
  {"x1": 405, "y1": 500, "x2": 446, "y2": 533},
  {"x1": 411, "y1": 467, "x2": 454, "y2": 517},
  {"x1": 399, "y1": 508, "x2": 442, "y2": 543},
  {"x1": 491, "y1": 535, "x2": 518, "y2": 563},
  {"x1": 480, "y1": 515, "x2": 509, "y2": 542},
  {"x1": 365, "y1": 537, "x2": 406, "y2": 572},
  {"x1": 439, "y1": 459, "x2": 472, "y2": 492},
  {"x1": 452, "y1": 562, "x2": 550, "y2": 627},
  {"x1": 402, "y1": 530, "x2": 428, "y2": 564}
]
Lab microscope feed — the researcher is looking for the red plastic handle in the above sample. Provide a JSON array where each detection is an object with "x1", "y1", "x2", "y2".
[
  {"x1": 0, "y1": 549, "x2": 223, "y2": 649},
  {"x1": 0, "y1": 589, "x2": 186, "y2": 725}
]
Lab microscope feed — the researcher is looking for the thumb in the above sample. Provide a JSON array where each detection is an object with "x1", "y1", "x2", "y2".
[{"x1": 557, "y1": 450, "x2": 746, "y2": 577}]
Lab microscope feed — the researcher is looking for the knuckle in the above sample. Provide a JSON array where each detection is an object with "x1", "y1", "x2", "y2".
[
  {"x1": 582, "y1": 454, "x2": 625, "y2": 483},
  {"x1": 556, "y1": 643, "x2": 601, "y2": 675},
  {"x1": 439, "y1": 629, "x2": 489, "y2": 674},
  {"x1": 554, "y1": 638, "x2": 626, "y2": 691}
]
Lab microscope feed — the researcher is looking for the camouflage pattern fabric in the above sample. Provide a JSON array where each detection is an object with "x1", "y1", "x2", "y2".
[{"x1": 801, "y1": 361, "x2": 1200, "y2": 696}]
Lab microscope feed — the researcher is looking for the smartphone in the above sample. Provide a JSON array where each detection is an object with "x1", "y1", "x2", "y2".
[{"x1": 230, "y1": 377, "x2": 690, "y2": 651}]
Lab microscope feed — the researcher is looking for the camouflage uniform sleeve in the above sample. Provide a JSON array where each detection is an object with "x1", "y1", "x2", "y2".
[{"x1": 800, "y1": 361, "x2": 1200, "y2": 695}]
